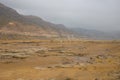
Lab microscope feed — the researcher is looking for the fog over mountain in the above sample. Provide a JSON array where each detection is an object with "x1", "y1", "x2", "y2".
[{"x1": 0, "y1": 0, "x2": 120, "y2": 32}]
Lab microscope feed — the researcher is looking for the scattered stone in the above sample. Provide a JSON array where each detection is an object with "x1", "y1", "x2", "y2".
[
  {"x1": 16, "y1": 78, "x2": 24, "y2": 80},
  {"x1": 34, "y1": 67, "x2": 47, "y2": 70},
  {"x1": 94, "y1": 78, "x2": 99, "y2": 80}
]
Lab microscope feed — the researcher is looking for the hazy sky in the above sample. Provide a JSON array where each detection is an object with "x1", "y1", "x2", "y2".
[{"x1": 0, "y1": 0, "x2": 120, "y2": 31}]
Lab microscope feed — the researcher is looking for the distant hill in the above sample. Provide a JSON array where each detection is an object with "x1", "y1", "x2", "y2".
[
  {"x1": 71, "y1": 28, "x2": 120, "y2": 40},
  {"x1": 109, "y1": 31, "x2": 120, "y2": 40},
  {"x1": 0, "y1": 2, "x2": 119, "y2": 40},
  {"x1": 0, "y1": 2, "x2": 74, "y2": 40}
]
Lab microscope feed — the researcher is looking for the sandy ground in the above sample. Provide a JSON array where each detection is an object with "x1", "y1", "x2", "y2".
[{"x1": 0, "y1": 40, "x2": 120, "y2": 80}]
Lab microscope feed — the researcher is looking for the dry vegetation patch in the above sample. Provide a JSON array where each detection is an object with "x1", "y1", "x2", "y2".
[{"x1": 0, "y1": 40, "x2": 120, "y2": 80}]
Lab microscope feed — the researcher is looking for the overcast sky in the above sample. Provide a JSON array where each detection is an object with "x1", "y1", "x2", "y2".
[{"x1": 0, "y1": 0, "x2": 120, "y2": 31}]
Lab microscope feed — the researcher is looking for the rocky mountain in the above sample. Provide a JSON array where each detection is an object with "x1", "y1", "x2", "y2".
[
  {"x1": 0, "y1": 2, "x2": 74, "y2": 40},
  {"x1": 0, "y1": 2, "x2": 119, "y2": 40}
]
